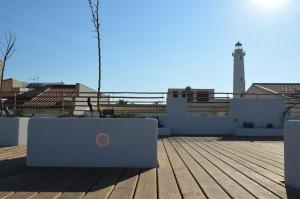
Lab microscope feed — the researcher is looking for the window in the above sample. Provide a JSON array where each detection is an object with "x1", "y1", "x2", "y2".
[
  {"x1": 197, "y1": 91, "x2": 209, "y2": 102},
  {"x1": 187, "y1": 92, "x2": 193, "y2": 102},
  {"x1": 173, "y1": 91, "x2": 178, "y2": 98},
  {"x1": 182, "y1": 91, "x2": 186, "y2": 98}
]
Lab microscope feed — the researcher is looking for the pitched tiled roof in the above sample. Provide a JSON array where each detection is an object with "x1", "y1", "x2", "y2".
[
  {"x1": 11, "y1": 85, "x2": 77, "y2": 108},
  {"x1": 252, "y1": 83, "x2": 300, "y2": 94},
  {"x1": 99, "y1": 104, "x2": 166, "y2": 114}
]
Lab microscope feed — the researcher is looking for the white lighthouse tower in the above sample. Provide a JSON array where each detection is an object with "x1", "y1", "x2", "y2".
[{"x1": 232, "y1": 42, "x2": 246, "y2": 98}]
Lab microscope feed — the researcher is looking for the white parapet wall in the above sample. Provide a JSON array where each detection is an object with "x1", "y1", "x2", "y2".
[
  {"x1": 0, "y1": 117, "x2": 29, "y2": 146},
  {"x1": 231, "y1": 98, "x2": 285, "y2": 129},
  {"x1": 158, "y1": 128, "x2": 172, "y2": 136},
  {"x1": 169, "y1": 116, "x2": 234, "y2": 135},
  {"x1": 285, "y1": 120, "x2": 300, "y2": 191},
  {"x1": 27, "y1": 118, "x2": 158, "y2": 168},
  {"x1": 163, "y1": 97, "x2": 234, "y2": 135},
  {"x1": 235, "y1": 128, "x2": 284, "y2": 137}
]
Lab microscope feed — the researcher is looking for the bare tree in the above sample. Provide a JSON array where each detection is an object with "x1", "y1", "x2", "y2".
[
  {"x1": 88, "y1": 0, "x2": 103, "y2": 117},
  {"x1": 0, "y1": 32, "x2": 16, "y2": 117}
]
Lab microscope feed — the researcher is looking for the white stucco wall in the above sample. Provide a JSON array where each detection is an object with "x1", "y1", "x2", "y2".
[
  {"x1": 158, "y1": 128, "x2": 172, "y2": 136},
  {"x1": 235, "y1": 128, "x2": 283, "y2": 137},
  {"x1": 284, "y1": 120, "x2": 300, "y2": 191},
  {"x1": 161, "y1": 97, "x2": 285, "y2": 135},
  {"x1": 0, "y1": 117, "x2": 29, "y2": 146},
  {"x1": 163, "y1": 97, "x2": 234, "y2": 135},
  {"x1": 231, "y1": 98, "x2": 285, "y2": 128},
  {"x1": 73, "y1": 84, "x2": 98, "y2": 116},
  {"x1": 27, "y1": 118, "x2": 158, "y2": 168}
]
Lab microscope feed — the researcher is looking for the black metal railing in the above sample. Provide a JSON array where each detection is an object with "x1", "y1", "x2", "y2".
[{"x1": 1, "y1": 90, "x2": 300, "y2": 117}]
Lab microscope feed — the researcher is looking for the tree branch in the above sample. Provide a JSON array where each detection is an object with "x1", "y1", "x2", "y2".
[
  {"x1": 0, "y1": 31, "x2": 17, "y2": 116},
  {"x1": 87, "y1": 0, "x2": 103, "y2": 117}
]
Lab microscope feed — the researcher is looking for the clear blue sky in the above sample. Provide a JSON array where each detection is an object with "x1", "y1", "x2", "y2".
[{"x1": 1, "y1": 0, "x2": 299, "y2": 92}]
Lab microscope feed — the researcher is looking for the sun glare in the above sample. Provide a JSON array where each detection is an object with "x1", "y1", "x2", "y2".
[{"x1": 251, "y1": 0, "x2": 288, "y2": 11}]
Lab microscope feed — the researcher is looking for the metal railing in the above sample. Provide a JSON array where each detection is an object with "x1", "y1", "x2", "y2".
[{"x1": 1, "y1": 90, "x2": 300, "y2": 117}]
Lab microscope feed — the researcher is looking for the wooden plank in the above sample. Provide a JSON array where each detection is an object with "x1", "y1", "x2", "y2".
[
  {"x1": 84, "y1": 169, "x2": 123, "y2": 199},
  {"x1": 0, "y1": 165, "x2": 27, "y2": 180},
  {"x1": 214, "y1": 139, "x2": 284, "y2": 157},
  {"x1": 108, "y1": 168, "x2": 140, "y2": 199},
  {"x1": 0, "y1": 157, "x2": 26, "y2": 174},
  {"x1": 169, "y1": 138, "x2": 231, "y2": 199},
  {"x1": 157, "y1": 140, "x2": 181, "y2": 199},
  {"x1": 0, "y1": 149, "x2": 26, "y2": 161},
  {"x1": 0, "y1": 147, "x2": 25, "y2": 155},
  {"x1": 216, "y1": 141, "x2": 284, "y2": 164},
  {"x1": 193, "y1": 137, "x2": 284, "y2": 176},
  {"x1": 227, "y1": 140, "x2": 284, "y2": 154},
  {"x1": 0, "y1": 149, "x2": 26, "y2": 180},
  {"x1": 163, "y1": 138, "x2": 207, "y2": 199},
  {"x1": 0, "y1": 168, "x2": 50, "y2": 198},
  {"x1": 0, "y1": 151, "x2": 25, "y2": 159},
  {"x1": 6, "y1": 169, "x2": 70, "y2": 199},
  {"x1": 183, "y1": 137, "x2": 280, "y2": 199},
  {"x1": 207, "y1": 137, "x2": 284, "y2": 154},
  {"x1": 0, "y1": 146, "x2": 19, "y2": 152},
  {"x1": 248, "y1": 142, "x2": 284, "y2": 155},
  {"x1": 226, "y1": 139, "x2": 284, "y2": 152},
  {"x1": 211, "y1": 141, "x2": 284, "y2": 169},
  {"x1": 33, "y1": 169, "x2": 89, "y2": 199},
  {"x1": 59, "y1": 168, "x2": 106, "y2": 199},
  {"x1": 0, "y1": 146, "x2": 25, "y2": 152},
  {"x1": 134, "y1": 168, "x2": 157, "y2": 199},
  {"x1": 185, "y1": 137, "x2": 287, "y2": 199},
  {"x1": 192, "y1": 137, "x2": 285, "y2": 185},
  {"x1": 230, "y1": 141, "x2": 284, "y2": 161},
  {"x1": 176, "y1": 137, "x2": 256, "y2": 199}
]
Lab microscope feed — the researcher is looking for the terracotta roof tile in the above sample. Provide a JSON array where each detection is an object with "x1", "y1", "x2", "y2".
[
  {"x1": 13, "y1": 85, "x2": 77, "y2": 108},
  {"x1": 253, "y1": 83, "x2": 300, "y2": 94}
]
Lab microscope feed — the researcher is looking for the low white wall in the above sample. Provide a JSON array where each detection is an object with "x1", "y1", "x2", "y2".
[
  {"x1": 167, "y1": 116, "x2": 234, "y2": 135},
  {"x1": 231, "y1": 98, "x2": 285, "y2": 128},
  {"x1": 159, "y1": 97, "x2": 285, "y2": 136},
  {"x1": 27, "y1": 118, "x2": 158, "y2": 168},
  {"x1": 285, "y1": 120, "x2": 300, "y2": 191},
  {"x1": 235, "y1": 128, "x2": 283, "y2": 137},
  {"x1": 0, "y1": 117, "x2": 29, "y2": 146},
  {"x1": 164, "y1": 97, "x2": 234, "y2": 135},
  {"x1": 158, "y1": 128, "x2": 172, "y2": 136}
]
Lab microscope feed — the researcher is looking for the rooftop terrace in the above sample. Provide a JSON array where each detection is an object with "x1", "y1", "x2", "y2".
[{"x1": 0, "y1": 137, "x2": 298, "y2": 199}]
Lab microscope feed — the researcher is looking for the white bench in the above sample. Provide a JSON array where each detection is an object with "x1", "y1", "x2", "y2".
[
  {"x1": 26, "y1": 118, "x2": 158, "y2": 168},
  {"x1": 0, "y1": 117, "x2": 29, "y2": 146},
  {"x1": 285, "y1": 120, "x2": 300, "y2": 191}
]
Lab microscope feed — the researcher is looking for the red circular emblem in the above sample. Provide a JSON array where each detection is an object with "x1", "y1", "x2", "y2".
[{"x1": 96, "y1": 133, "x2": 110, "y2": 147}]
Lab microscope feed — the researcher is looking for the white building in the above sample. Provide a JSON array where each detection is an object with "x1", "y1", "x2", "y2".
[
  {"x1": 167, "y1": 88, "x2": 229, "y2": 116},
  {"x1": 158, "y1": 42, "x2": 291, "y2": 136}
]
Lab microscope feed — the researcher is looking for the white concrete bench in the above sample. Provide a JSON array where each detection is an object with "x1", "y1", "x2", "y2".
[
  {"x1": 0, "y1": 118, "x2": 29, "y2": 146},
  {"x1": 26, "y1": 118, "x2": 158, "y2": 168},
  {"x1": 285, "y1": 120, "x2": 300, "y2": 191}
]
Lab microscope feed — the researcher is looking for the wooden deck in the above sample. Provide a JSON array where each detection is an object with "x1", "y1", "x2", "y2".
[{"x1": 0, "y1": 137, "x2": 298, "y2": 199}]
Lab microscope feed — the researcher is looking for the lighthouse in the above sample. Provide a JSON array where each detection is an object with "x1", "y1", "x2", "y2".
[{"x1": 232, "y1": 42, "x2": 246, "y2": 98}]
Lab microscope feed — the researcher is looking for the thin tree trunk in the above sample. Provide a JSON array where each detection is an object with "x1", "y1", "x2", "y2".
[
  {"x1": 0, "y1": 61, "x2": 6, "y2": 117},
  {"x1": 97, "y1": 29, "x2": 102, "y2": 117},
  {"x1": 0, "y1": 32, "x2": 16, "y2": 117},
  {"x1": 88, "y1": 0, "x2": 102, "y2": 118}
]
